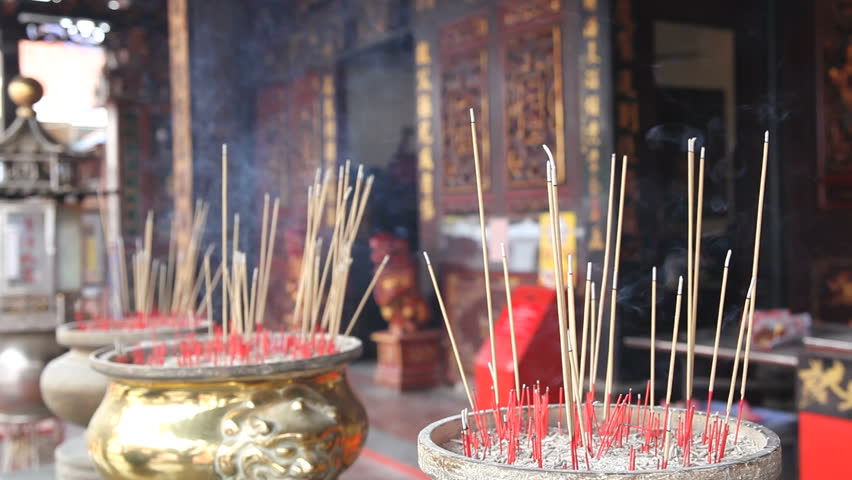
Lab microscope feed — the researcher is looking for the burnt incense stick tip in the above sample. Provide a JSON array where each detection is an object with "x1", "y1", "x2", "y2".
[
  {"x1": 568, "y1": 254, "x2": 573, "y2": 275},
  {"x1": 586, "y1": 262, "x2": 592, "y2": 281},
  {"x1": 221, "y1": 143, "x2": 228, "y2": 156},
  {"x1": 764, "y1": 130, "x2": 769, "y2": 142},
  {"x1": 422, "y1": 251, "x2": 432, "y2": 266},
  {"x1": 677, "y1": 276, "x2": 684, "y2": 295},
  {"x1": 500, "y1": 242, "x2": 507, "y2": 258},
  {"x1": 469, "y1": 107, "x2": 475, "y2": 123},
  {"x1": 687, "y1": 137, "x2": 695, "y2": 152},
  {"x1": 612, "y1": 270, "x2": 619, "y2": 290},
  {"x1": 724, "y1": 249, "x2": 732, "y2": 268},
  {"x1": 700, "y1": 146, "x2": 706, "y2": 159},
  {"x1": 652, "y1": 266, "x2": 657, "y2": 282},
  {"x1": 542, "y1": 144, "x2": 555, "y2": 162},
  {"x1": 747, "y1": 277, "x2": 756, "y2": 298},
  {"x1": 380, "y1": 254, "x2": 390, "y2": 266}
]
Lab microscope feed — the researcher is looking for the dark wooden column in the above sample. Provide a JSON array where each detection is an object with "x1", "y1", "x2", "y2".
[
  {"x1": 0, "y1": 12, "x2": 23, "y2": 129},
  {"x1": 167, "y1": 0, "x2": 256, "y2": 254}
]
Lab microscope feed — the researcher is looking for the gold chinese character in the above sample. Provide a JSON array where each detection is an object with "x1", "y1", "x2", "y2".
[
  {"x1": 420, "y1": 197, "x2": 435, "y2": 221},
  {"x1": 583, "y1": 0, "x2": 598, "y2": 11},
  {"x1": 416, "y1": 68, "x2": 433, "y2": 91},
  {"x1": 417, "y1": 92, "x2": 433, "y2": 118},
  {"x1": 416, "y1": 41, "x2": 432, "y2": 66},
  {"x1": 322, "y1": 76, "x2": 334, "y2": 95},
  {"x1": 584, "y1": 68, "x2": 600, "y2": 90},
  {"x1": 417, "y1": 120, "x2": 434, "y2": 144},
  {"x1": 584, "y1": 120, "x2": 601, "y2": 140},
  {"x1": 324, "y1": 141, "x2": 336, "y2": 160},
  {"x1": 589, "y1": 177, "x2": 601, "y2": 195},
  {"x1": 324, "y1": 120, "x2": 336, "y2": 138},
  {"x1": 418, "y1": 146, "x2": 435, "y2": 170},
  {"x1": 589, "y1": 227, "x2": 604, "y2": 251},
  {"x1": 586, "y1": 40, "x2": 601, "y2": 65},
  {"x1": 583, "y1": 17, "x2": 599, "y2": 39},
  {"x1": 420, "y1": 172, "x2": 434, "y2": 194},
  {"x1": 588, "y1": 148, "x2": 600, "y2": 172},
  {"x1": 324, "y1": 97, "x2": 335, "y2": 117},
  {"x1": 583, "y1": 94, "x2": 601, "y2": 116}
]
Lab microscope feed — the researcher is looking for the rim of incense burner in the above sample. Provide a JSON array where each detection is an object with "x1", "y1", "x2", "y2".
[
  {"x1": 89, "y1": 333, "x2": 362, "y2": 381},
  {"x1": 57, "y1": 318, "x2": 208, "y2": 349},
  {"x1": 418, "y1": 404, "x2": 781, "y2": 478}
]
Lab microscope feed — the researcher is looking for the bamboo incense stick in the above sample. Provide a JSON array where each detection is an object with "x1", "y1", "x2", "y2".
[
  {"x1": 708, "y1": 250, "x2": 732, "y2": 400},
  {"x1": 650, "y1": 266, "x2": 657, "y2": 406},
  {"x1": 604, "y1": 155, "x2": 628, "y2": 418},
  {"x1": 343, "y1": 254, "x2": 390, "y2": 336},
  {"x1": 724, "y1": 279, "x2": 754, "y2": 424},
  {"x1": 544, "y1": 145, "x2": 581, "y2": 392},
  {"x1": 664, "y1": 277, "x2": 685, "y2": 408},
  {"x1": 221, "y1": 144, "x2": 228, "y2": 337},
  {"x1": 257, "y1": 197, "x2": 280, "y2": 327},
  {"x1": 604, "y1": 270, "x2": 619, "y2": 418},
  {"x1": 546, "y1": 158, "x2": 574, "y2": 436},
  {"x1": 692, "y1": 147, "x2": 706, "y2": 331},
  {"x1": 578, "y1": 262, "x2": 592, "y2": 400},
  {"x1": 470, "y1": 108, "x2": 499, "y2": 406},
  {"x1": 204, "y1": 255, "x2": 212, "y2": 336},
  {"x1": 739, "y1": 132, "x2": 770, "y2": 407},
  {"x1": 589, "y1": 282, "x2": 599, "y2": 393},
  {"x1": 595, "y1": 154, "x2": 617, "y2": 396},
  {"x1": 500, "y1": 243, "x2": 521, "y2": 398},
  {"x1": 424, "y1": 251, "x2": 475, "y2": 410},
  {"x1": 686, "y1": 138, "x2": 696, "y2": 403}
]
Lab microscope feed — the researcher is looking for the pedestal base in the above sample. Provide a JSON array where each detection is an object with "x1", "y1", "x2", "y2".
[
  {"x1": 54, "y1": 435, "x2": 100, "y2": 480},
  {"x1": 371, "y1": 329, "x2": 441, "y2": 391}
]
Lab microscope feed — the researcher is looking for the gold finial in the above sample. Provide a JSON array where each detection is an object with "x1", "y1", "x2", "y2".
[{"x1": 8, "y1": 76, "x2": 43, "y2": 118}]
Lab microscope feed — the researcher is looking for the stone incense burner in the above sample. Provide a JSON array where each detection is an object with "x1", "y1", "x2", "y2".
[
  {"x1": 418, "y1": 404, "x2": 782, "y2": 479},
  {"x1": 87, "y1": 334, "x2": 367, "y2": 480}
]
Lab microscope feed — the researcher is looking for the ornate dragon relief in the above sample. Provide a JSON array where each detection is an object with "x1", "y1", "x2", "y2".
[
  {"x1": 214, "y1": 384, "x2": 343, "y2": 480},
  {"x1": 798, "y1": 358, "x2": 852, "y2": 412}
]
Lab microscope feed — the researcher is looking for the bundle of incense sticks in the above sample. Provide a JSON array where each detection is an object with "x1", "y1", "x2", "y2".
[
  {"x1": 111, "y1": 149, "x2": 388, "y2": 367},
  {"x1": 94, "y1": 191, "x2": 212, "y2": 329},
  {"x1": 425, "y1": 109, "x2": 771, "y2": 470}
]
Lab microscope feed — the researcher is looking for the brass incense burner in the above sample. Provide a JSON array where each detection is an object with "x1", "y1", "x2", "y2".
[{"x1": 87, "y1": 335, "x2": 367, "y2": 480}]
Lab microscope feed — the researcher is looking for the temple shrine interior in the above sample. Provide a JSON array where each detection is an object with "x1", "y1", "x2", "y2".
[{"x1": 0, "y1": 1, "x2": 851, "y2": 479}]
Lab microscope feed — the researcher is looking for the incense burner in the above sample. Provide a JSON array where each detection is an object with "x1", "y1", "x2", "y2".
[
  {"x1": 418, "y1": 404, "x2": 782, "y2": 479},
  {"x1": 87, "y1": 335, "x2": 367, "y2": 480}
]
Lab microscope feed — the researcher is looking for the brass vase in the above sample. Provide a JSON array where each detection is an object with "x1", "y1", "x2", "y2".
[{"x1": 87, "y1": 335, "x2": 367, "y2": 480}]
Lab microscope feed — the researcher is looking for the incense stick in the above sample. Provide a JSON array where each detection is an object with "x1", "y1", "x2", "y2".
[
  {"x1": 708, "y1": 250, "x2": 732, "y2": 399},
  {"x1": 738, "y1": 132, "x2": 770, "y2": 408},
  {"x1": 424, "y1": 251, "x2": 475, "y2": 409},
  {"x1": 578, "y1": 262, "x2": 592, "y2": 401},
  {"x1": 686, "y1": 138, "x2": 696, "y2": 403},
  {"x1": 470, "y1": 108, "x2": 499, "y2": 405},
  {"x1": 650, "y1": 266, "x2": 657, "y2": 406},
  {"x1": 604, "y1": 155, "x2": 628, "y2": 418},
  {"x1": 664, "y1": 277, "x2": 685, "y2": 407},
  {"x1": 343, "y1": 254, "x2": 390, "y2": 336},
  {"x1": 221, "y1": 144, "x2": 228, "y2": 334},
  {"x1": 500, "y1": 243, "x2": 521, "y2": 398},
  {"x1": 595, "y1": 154, "x2": 617, "y2": 397},
  {"x1": 724, "y1": 279, "x2": 754, "y2": 424},
  {"x1": 546, "y1": 158, "x2": 574, "y2": 436}
]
